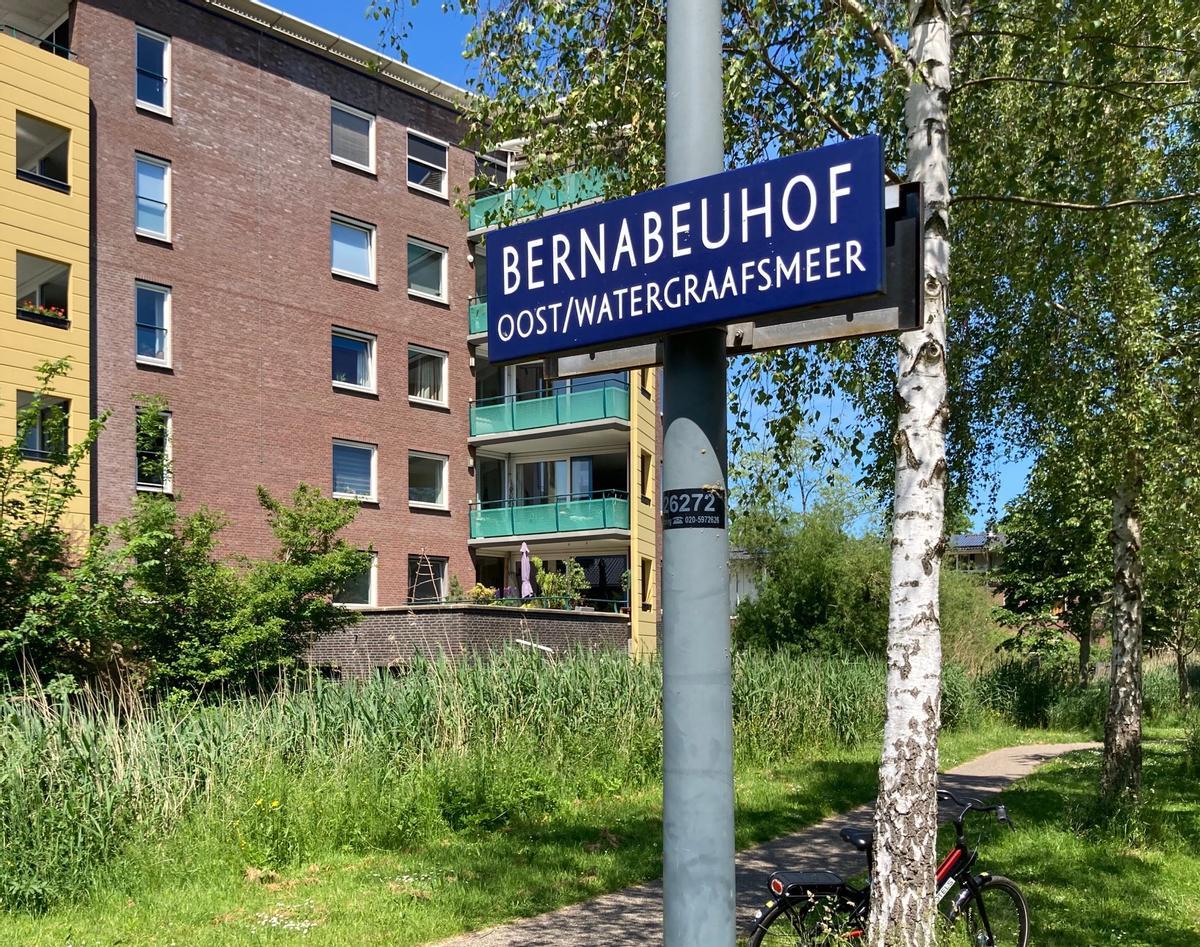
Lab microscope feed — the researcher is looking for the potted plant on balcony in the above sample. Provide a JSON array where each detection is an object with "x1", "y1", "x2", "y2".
[
  {"x1": 17, "y1": 298, "x2": 67, "y2": 321},
  {"x1": 533, "y1": 556, "x2": 591, "y2": 611}
]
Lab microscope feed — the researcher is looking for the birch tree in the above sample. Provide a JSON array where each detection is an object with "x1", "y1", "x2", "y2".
[{"x1": 368, "y1": 0, "x2": 1198, "y2": 936}]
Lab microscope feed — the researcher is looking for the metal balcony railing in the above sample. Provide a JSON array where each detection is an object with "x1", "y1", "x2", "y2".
[
  {"x1": 470, "y1": 379, "x2": 630, "y2": 437},
  {"x1": 469, "y1": 490, "x2": 631, "y2": 539},
  {"x1": 467, "y1": 169, "x2": 606, "y2": 231},
  {"x1": 2, "y1": 24, "x2": 73, "y2": 59}
]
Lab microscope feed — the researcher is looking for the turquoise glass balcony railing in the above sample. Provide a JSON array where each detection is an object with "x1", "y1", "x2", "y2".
[
  {"x1": 470, "y1": 380, "x2": 630, "y2": 437},
  {"x1": 468, "y1": 295, "x2": 488, "y2": 335},
  {"x1": 468, "y1": 169, "x2": 606, "y2": 231},
  {"x1": 470, "y1": 491, "x2": 630, "y2": 539}
]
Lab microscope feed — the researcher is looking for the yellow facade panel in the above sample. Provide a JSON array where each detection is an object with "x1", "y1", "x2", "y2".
[
  {"x1": 0, "y1": 34, "x2": 91, "y2": 529},
  {"x1": 629, "y1": 370, "x2": 659, "y2": 657}
]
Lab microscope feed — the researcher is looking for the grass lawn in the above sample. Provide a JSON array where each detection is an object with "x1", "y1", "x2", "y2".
[
  {"x1": 963, "y1": 739, "x2": 1200, "y2": 946},
  {"x1": 0, "y1": 721, "x2": 1082, "y2": 946}
]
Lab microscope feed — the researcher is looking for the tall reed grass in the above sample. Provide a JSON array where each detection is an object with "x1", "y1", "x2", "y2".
[{"x1": 0, "y1": 647, "x2": 1081, "y2": 914}]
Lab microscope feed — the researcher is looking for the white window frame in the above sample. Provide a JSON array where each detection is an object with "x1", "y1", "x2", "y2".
[
  {"x1": 332, "y1": 438, "x2": 377, "y2": 503},
  {"x1": 135, "y1": 410, "x2": 173, "y2": 494},
  {"x1": 135, "y1": 280, "x2": 172, "y2": 368},
  {"x1": 330, "y1": 101, "x2": 376, "y2": 173},
  {"x1": 335, "y1": 552, "x2": 378, "y2": 608},
  {"x1": 135, "y1": 25, "x2": 172, "y2": 116},
  {"x1": 407, "y1": 236, "x2": 448, "y2": 303},
  {"x1": 134, "y1": 154, "x2": 171, "y2": 241},
  {"x1": 408, "y1": 450, "x2": 449, "y2": 511},
  {"x1": 331, "y1": 214, "x2": 376, "y2": 284},
  {"x1": 407, "y1": 130, "x2": 449, "y2": 198},
  {"x1": 407, "y1": 344, "x2": 448, "y2": 408},
  {"x1": 331, "y1": 327, "x2": 376, "y2": 394}
]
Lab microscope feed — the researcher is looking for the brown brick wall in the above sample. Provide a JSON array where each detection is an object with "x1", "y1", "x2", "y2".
[
  {"x1": 74, "y1": 0, "x2": 477, "y2": 604},
  {"x1": 307, "y1": 605, "x2": 631, "y2": 676}
]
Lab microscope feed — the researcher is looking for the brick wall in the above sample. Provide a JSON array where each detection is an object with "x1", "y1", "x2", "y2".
[
  {"x1": 74, "y1": 0, "x2": 477, "y2": 603},
  {"x1": 307, "y1": 604, "x2": 631, "y2": 676}
]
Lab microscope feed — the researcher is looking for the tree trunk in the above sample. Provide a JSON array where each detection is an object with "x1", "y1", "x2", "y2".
[
  {"x1": 1102, "y1": 465, "x2": 1144, "y2": 804},
  {"x1": 1079, "y1": 624, "x2": 1092, "y2": 687},
  {"x1": 1073, "y1": 603, "x2": 1094, "y2": 687},
  {"x1": 1176, "y1": 645, "x2": 1190, "y2": 707},
  {"x1": 867, "y1": 2, "x2": 951, "y2": 945}
]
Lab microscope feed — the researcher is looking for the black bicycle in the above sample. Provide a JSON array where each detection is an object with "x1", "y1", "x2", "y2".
[{"x1": 747, "y1": 789, "x2": 1029, "y2": 946}]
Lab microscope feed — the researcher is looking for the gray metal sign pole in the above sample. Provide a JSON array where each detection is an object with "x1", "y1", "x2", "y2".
[{"x1": 661, "y1": 0, "x2": 735, "y2": 942}]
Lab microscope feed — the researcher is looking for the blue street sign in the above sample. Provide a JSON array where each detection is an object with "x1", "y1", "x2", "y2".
[{"x1": 486, "y1": 136, "x2": 885, "y2": 363}]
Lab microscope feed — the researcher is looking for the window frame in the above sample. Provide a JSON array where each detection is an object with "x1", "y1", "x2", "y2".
[
  {"x1": 134, "y1": 25, "x2": 172, "y2": 116},
  {"x1": 17, "y1": 393, "x2": 69, "y2": 461},
  {"x1": 330, "y1": 100, "x2": 376, "y2": 174},
  {"x1": 408, "y1": 450, "x2": 449, "y2": 511},
  {"x1": 135, "y1": 280, "x2": 172, "y2": 368},
  {"x1": 135, "y1": 409, "x2": 173, "y2": 494},
  {"x1": 330, "y1": 214, "x2": 377, "y2": 284},
  {"x1": 406, "y1": 236, "x2": 448, "y2": 303},
  {"x1": 334, "y1": 552, "x2": 378, "y2": 608},
  {"x1": 134, "y1": 153, "x2": 171, "y2": 241},
  {"x1": 331, "y1": 327, "x2": 377, "y2": 394},
  {"x1": 406, "y1": 130, "x2": 449, "y2": 198},
  {"x1": 407, "y1": 344, "x2": 449, "y2": 408},
  {"x1": 332, "y1": 438, "x2": 378, "y2": 503},
  {"x1": 407, "y1": 554, "x2": 448, "y2": 604}
]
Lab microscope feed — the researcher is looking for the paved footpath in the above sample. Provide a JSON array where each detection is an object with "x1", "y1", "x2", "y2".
[{"x1": 433, "y1": 742, "x2": 1098, "y2": 947}]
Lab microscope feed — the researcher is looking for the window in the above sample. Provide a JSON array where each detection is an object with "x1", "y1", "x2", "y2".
[
  {"x1": 135, "y1": 155, "x2": 170, "y2": 239},
  {"x1": 136, "y1": 282, "x2": 171, "y2": 366},
  {"x1": 641, "y1": 557, "x2": 653, "y2": 608},
  {"x1": 407, "y1": 238, "x2": 447, "y2": 302},
  {"x1": 17, "y1": 393, "x2": 68, "y2": 460},
  {"x1": 475, "y1": 154, "x2": 508, "y2": 193},
  {"x1": 332, "y1": 439, "x2": 376, "y2": 501},
  {"x1": 332, "y1": 328, "x2": 375, "y2": 392},
  {"x1": 15, "y1": 113, "x2": 70, "y2": 190},
  {"x1": 15, "y1": 253, "x2": 69, "y2": 320},
  {"x1": 409, "y1": 452, "x2": 448, "y2": 509},
  {"x1": 330, "y1": 102, "x2": 375, "y2": 172},
  {"x1": 334, "y1": 553, "x2": 377, "y2": 607},
  {"x1": 640, "y1": 451, "x2": 653, "y2": 503},
  {"x1": 331, "y1": 215, "x2": 375, "y2": 283},
  {"x1": 408, "y1": 555, "x2": 447, "y2": 603},
  {"x1": 135, "y1": 409, "x2": 172, "y2": 492},
  {"x1": 135, "y1": 26, "x2": 171, "y2": 114},
  {"x1": 407, "y1": 132, "x2": 447, "y2": 196},
  {"x1": 408, "y1": 345, "x2": 447, "y2": 406}
]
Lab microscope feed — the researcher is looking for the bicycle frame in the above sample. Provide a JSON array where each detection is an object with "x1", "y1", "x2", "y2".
[{"x1": 757, "y1": 793, "x2": 1010, "y2": 943}]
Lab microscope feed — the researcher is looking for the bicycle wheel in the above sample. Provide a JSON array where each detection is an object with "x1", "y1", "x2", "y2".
[
  {"x1": 747, "y1": 893, "x2": 863, "y2": 946},
  {"x1": 959, "y1": 875, "x2": 1029, "y2": 947}
]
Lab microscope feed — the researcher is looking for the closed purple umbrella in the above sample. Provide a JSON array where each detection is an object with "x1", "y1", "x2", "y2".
[{"x1": 520, "y1": 542, "x2": 534, "y2": 599}]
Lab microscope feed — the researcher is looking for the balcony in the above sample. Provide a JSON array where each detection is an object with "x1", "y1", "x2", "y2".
[
  {"x1": 2, "y1": 19, "x2": 73, "y2": 60},
  {"x1": 470, "y1": 379, "x2": 630, "y2": 442},
  {"x1": 468, "y1": 169, "x2": 606, "y2": 232},
  {"x1": 469, "y1": 295, "x2": 488, "y2": 336},
  {"x1": 470, "y1": 491, "x2": 631, "y2": 541}
]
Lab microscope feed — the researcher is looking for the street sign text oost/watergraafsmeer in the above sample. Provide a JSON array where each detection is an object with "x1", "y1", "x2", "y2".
[{"x1": 486, "y1": 135, "x2": 885, "y2": 363}]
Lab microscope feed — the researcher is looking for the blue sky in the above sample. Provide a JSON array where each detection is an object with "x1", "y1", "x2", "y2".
[
  {"x1": 282, "y1": 2, "x2": 1031, "y2": 529},
  {"x1": 281, "y1": 1, "x2": 475, "y2": 87}
]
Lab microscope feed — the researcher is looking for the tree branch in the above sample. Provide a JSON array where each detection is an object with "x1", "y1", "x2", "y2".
[
  {"x1": 955, "y1": 74, "x2": 1177, "y2": 104},
  {"x1": 824, "y1": 0, "x2": 912, "y2": 78},
  {"x1": 952, "y1": 192, "x2": 1200, "y2": 211},
  {"x1": 733, "y1": 36, "x2": 904, "y2": 183}
]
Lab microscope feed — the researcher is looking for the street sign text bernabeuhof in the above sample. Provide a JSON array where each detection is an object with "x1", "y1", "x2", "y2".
[{"x1": 486, "y1": 136, "x2": 885, "y2": 363}]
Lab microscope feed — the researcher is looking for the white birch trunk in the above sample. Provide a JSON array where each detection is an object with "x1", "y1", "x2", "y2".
[
  {"x1": 867, "y1": 1, "x2": 952, "y2": 944},
  {"x1": 1102, "y1": 463, "x2": 1144, "y2": 802}
]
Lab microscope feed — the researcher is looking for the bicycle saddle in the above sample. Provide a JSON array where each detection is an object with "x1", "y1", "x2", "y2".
[{"x1": 839, "y1": 826, "x2": 873, "y2": 852}]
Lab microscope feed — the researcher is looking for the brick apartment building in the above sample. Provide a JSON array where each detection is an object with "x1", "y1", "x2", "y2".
[{"x1": 1, "y1": 0, "x2": 660, "y2": 659}]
